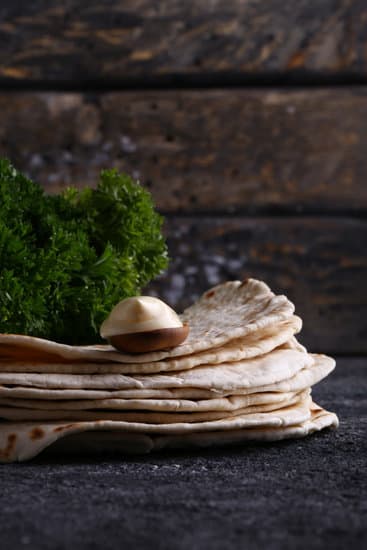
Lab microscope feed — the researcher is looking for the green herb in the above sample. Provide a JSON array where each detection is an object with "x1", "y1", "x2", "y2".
[{"x1": 0, "y1": 159, "x2": 168, "y2": 344}]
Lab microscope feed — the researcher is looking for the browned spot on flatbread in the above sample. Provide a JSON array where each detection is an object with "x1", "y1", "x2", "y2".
[
  {"x1": 53, "y1": 423, "x2": 76, "y2": 433},
  {"x1": 240, "y1": 279, "x2": 249, "y2": 287},
  {"x1": 29, "y1": 427, "x2": 45, "y2": 440},
  {"x1": 53, "y1": 426, "x2": 66, "y2": 433},
  {"x1": 205, "y1": 290, "x2": 216, "y2": 298},
  {"x1": 0, "y1": 433, "x2": 17, "y2": 460}
]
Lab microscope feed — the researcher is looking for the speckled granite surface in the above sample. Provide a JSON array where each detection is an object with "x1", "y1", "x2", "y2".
[{"x1": 0, "y1": 358, "x2": 366, "y2": 550}]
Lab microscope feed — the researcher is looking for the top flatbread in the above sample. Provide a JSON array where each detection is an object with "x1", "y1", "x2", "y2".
[
  {"x1": 0, "y1": 279, "x2": 294, "y2": 365},
  {"x1": 0, "y1": 317, "x2": 302, "y2": 374}
]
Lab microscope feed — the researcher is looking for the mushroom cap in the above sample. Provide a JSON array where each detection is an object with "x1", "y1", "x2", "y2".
[{"x1": 100, "y1": 296, "x2": 183, "y2": 338}]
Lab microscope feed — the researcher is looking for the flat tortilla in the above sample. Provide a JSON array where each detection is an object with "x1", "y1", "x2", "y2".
[
  {"x1": 51, "y1": 406, "x2": 338, "y2": 455},
  {"x1": 0, "y1": 355, "x2": 334, "y2": 401},
  {"x1": 0, "y1": 317, "x2": 302, "y2": 374},
  {"x1": 0, "y1": 390, "x2": 304, "y2": 412},
  {"x1": 45, "y1": 405, "x2": 337, "y2": 456},
  {"x1": 0, "y1": 391, "x2": 307, "y2": 422},
  {"x1": 0, "y1": 279, "x2": 294, "y2": 364},
  {"x1": 0, "y1": 400, "x2": 338, "y2": 462},
  {"x1": 0, "y1": 349, "x2": 313, "y2": 391}
]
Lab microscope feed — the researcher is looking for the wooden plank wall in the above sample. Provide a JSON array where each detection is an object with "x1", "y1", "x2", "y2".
[{"x1": 0, "y1": 0, "x2": 366, "y2": 354}]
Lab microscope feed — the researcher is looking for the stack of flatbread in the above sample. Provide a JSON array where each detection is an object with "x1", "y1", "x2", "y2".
[{"x1": 0, "y1": 279, "x2": 338, "y2": 463}]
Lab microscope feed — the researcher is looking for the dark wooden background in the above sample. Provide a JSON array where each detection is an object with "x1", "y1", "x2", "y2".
[{"x1": 0, "y1": 0, "x2": 366, "y2": 355}]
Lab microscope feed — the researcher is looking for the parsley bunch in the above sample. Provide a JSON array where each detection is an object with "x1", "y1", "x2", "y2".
[{"x1": 0, "y1": 159, "x2": 168, "y2": 343}]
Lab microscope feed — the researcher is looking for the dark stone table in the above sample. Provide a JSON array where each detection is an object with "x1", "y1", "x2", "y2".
[{"x1": 0, "y1": 358, "x2": 366, "y2": 550}]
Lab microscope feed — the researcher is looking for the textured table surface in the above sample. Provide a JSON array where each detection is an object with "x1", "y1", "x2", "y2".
[{"x1": 0, "y1": 358, "x2": 366, "y2": 550}]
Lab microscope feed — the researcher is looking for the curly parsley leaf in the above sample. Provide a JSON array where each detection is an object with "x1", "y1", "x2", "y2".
[{"x1": 0, "y1": 159, "x2": 168, "y2": 343}]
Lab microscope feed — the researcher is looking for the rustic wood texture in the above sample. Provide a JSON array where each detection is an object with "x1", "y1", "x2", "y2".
[
  {"x1": 1, "y1": 89, "x2": 367, "y2": 213},
  {"x1": 0, "y1": 0, "x2": 366, "y2": 83},
  {"x1": 146, "y1": 217, "x2": 367, "y2": 355},
  {"x1": 0, "y1": 3, "x2": 365, "y2": 357}
]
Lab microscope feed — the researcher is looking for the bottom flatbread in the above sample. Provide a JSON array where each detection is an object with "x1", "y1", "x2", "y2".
[
  {"x1": 0, "y1": 400, "x2": 338, "y2": 462},
  {"x1": 49, "y1": 404, "x2": 337, "y2": 456}
]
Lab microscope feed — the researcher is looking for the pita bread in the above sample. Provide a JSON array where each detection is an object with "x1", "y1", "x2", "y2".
[
  {"x1": 44, "y1": 404, "x2": 337, "y2": 457},
  {"x1": 0, "y1": 279, "x2": 294, "y2": 364},
  {"x1": 151, "y1": 403, "x2": 338, "y2": 451},
  {"x1": 0, "y1": 400, "x2": 337, "y2": 462},
  {"x1": 0, "y1": 395, "x2": 311, "y2": 436},
  {"x1": 0, "y1": 385, "x2": 219, "y2": 401},
  {"x1": 0, "y1": 390, "x2": 304, "y2": 412},
  {"x1": 0, "y1": 391, "x2": 307, "y2": 422},
  {"x1": 0, "y1": 317, "x2": 302, "y2": 374},
  {"x1": 0, "y1": 349, "x2": 313, "y2": 391},
  {"x1": 282, "y1": 336, "x2": 306, "y2": 353},
  {"x1": 0, "y1": 354, "x2": 334, "y2": 401},
  {"x1": 256, "y1": 354, "x2": 334, "y2": 393}
]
